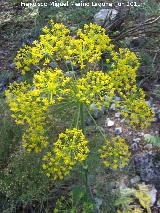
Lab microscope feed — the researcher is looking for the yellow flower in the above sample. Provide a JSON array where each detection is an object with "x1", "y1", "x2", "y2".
[
  {"x1": 99, "y1": 137, "x2": 130, "y2": 169},
  {"x1": 42, "y1": 128, "x2": 89, "y2": 180}
]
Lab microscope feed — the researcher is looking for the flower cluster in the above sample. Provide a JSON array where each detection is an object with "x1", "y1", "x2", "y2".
[
  {"x1": 99, "y1": 137, "x2": 131, "y2": 169},
  {"x1": 42, "y1": 128, "x2": 89, "y2": 180},
  {"x1": 108, "y1": 48, "x2": 154, "y2": 128},
  {"x1": 76, "y1": 71, "x2": 115, "y2": 108},
  {"x1": 15, "y1": 20, "x2": 71, "y2": 74},
  {"x1": 66, "y1": 23, "x2": 114, "y2": 69},
  {"x1": 5, "y1": 68, "x2": 71, "y2": 152},
  {"x1": 121, "y1": 89, "x2": 154, "y2": 128},
  {"x1": 15, "y1": 22, "x2": 114, "y2": 73}
]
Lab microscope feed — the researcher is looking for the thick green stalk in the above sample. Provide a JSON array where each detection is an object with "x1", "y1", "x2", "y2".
[{"x1": 80, "y1": 103, "x2": 84, "y2": 133}]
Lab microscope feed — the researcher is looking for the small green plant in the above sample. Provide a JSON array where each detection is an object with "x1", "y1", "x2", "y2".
[
  {"x1": 116, "y1": 183, "x2": 152, "y2": 213},
  {"x1": 144, "y1": 134, "x2": 160, "y2": 147},
  {"x1": 54, "y1": 186, "x2": 94, "y2": 213}
]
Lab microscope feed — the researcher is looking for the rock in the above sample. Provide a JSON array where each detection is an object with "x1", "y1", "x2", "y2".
[
  {"x1": 144, "y1": 144, "x2": 153, "y2": 150},
  {"x1": 137, "y1": 132, "x2": 144, "y2": 137},
  {"x1": 152, "y1": 106, "x2": 158, "y2": 113},
  {"x1": 104, "y1": 96, "x2": 109, "y2": 101},
  {"x1": 70, "y1": 26, "x2": 77, "y2": 32},
  {"x1": 133, "y1": 138, "x2": 141, "y2": 143},
  {"x1": 110, "y1": 103, "x2": 116, "y2": 110},
  {"x1": 134, "y1": 153, "x2": 160, "y2": 190},
  {"x1": 8, "y1": 63, "x2": 15, "y2": 69},
  {"x1": 114, "y1": 96, "x2": 121, "y2": 101},
  {"x1": 120, "y1": 118, "x2": 126, "y2": 123},
  {"x1": 130, "y1": 143, "x2": 138, "y2": 151},
  {"x1": 154, "y1": 117, "x2": 159, "y2": 122},
  {"x1": 145, "y1": 100, "x2": 153, "y2": 107},
  {"x1": 64, "y1": 71, "x2": 76, "y2": 77},
  {"x1": 130, "y1": 176, "x2": 141, "y2": 185},
  {"x1": 115, "y1": 112, "x2": 121, "y2": 118},
  {"x1": 94, "y1": 9, "x2": 118, "y2": 26},
  {"x1": 115, "y1": 127, "x2": 122, "y2": 135},
  {"x1": 85, "y1": 117, "x2": 92, "y2": 126},
  {"x1": 49, "y1": 62, "x2": 57, "y2": 69},
  {"x1": 105, "y1": 118, "x2": 114, "y2": 127}
]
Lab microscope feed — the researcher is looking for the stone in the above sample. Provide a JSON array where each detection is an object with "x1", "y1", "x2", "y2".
[
  {"x1": 145, "y1": 100, "x2": 153, "y2": 107},
  {"x1": 106, "y1": 118, "x2": 114, "y2": 127},
  {"x1": 137, "y1": 132, "x2": 144, "y2": 137},
  {"x1": 49, "y1": 62, "x2": 56, "y2": 69},
  {"x1": 120, "y1": 118, "x2": 126, "y2": 123},
  {"x1": 64, "y1": 71, "x2": 76, "y2": 77},
  {"x1": 8, "y1": 63, "x2": 15, "y2": 69},
  {"x1": 114, "y1": 96, "x2": 121, "y2": 101},
  {"x1": 115, "y1": 127, "x2": 122, "y2": 135},
  {"x1": 94, "y1": 9, "x2": 118, "y2": 26},
  {"x1": 134, "y1": 153, "x2": 160, "y2": 190},
  {"x1": 110, "y1": 103, "x2": 116, "y2": 110},
  {"x1": 133, "y1": 138, "x2": 141, "y2": 143},
  {"x1": 152, "y1": 106, "x2": 158, "y2": 113},
  {"x1": 144, "y1": 144, "x2": 153, "y2": 150},
  {"x1": 85, "y1": 117, "x2": 92, "y2": 126},
  {"x1": 130, "y1": 175, "x2": 141, "y2": 185},
  {"x1": 115, "y1": 112, "x2": 121, "y2": 118},
  {"x1": 130, "y1": 143, "x2": 138, "y2": 151}
]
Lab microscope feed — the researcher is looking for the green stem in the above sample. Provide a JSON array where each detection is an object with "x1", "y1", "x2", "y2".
[{"x1": 80, "y1": 103, "x2": 84, "y2": 133}]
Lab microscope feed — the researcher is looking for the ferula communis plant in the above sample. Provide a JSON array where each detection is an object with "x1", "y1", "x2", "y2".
[{"x1": 6, "y1": 21, "x2": 154, "y2": 180}]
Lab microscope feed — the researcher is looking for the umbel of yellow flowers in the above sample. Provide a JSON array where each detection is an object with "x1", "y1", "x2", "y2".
[
  {"x1": 42, "y1": 128, "x2": 89, "y2": 180},
  {"x1": 5, "y1": 22, "x2": 154, "y2": 180}
]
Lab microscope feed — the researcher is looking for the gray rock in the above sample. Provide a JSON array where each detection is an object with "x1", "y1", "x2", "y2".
[
  {"x1": 144, "y1": 144, "x2": 153, "y2": 150},
  {"x1": 114, "y1": 96, "x2": 121, "y2": 101},
  {"x1": 133, "y1": 138, "x2": 141, "y2": 143},
  {"x1": 137, "y1": 132, "x2": 144, "y2": 137},
  {"x1": 85, "y1": 117, "x2": 92, "y2": 126},
  {"x1": 154, "y1": 117, "x2": 159, "y2": 122},
  {"x1": 110, "y1": 103, "x2": 116, "y2": 110},
  {"x1": 115, "y1": 112, "x2": 121, "y2": 118},
  {"x1": 94, "y1": 9, "x2": 118, "y2": 26},
  {"x1": 120, "y1": 118, "x2": 126, "y2": 123},
  {"x1": 115, "y1": 127, "x2": 122, "y2": 135},
  {"x1": 152, "y1": 106, "x2": 158, "y2": 113},
  {"x1": 49, "y1": 62, "x2": 56, "y2": 69},
  {"x1": 130, "y1": 175, "x2": 141, "y2": 185},
  {"x1": 145, "y1": 100, "x2": 153, "y2": 107},
  {"x1": 64, "y1": 71, "x2": 76, "y2": 77},
  {"x1": 134, "y1": 153, "x2": 160, "y2": 189},
  {"x1": 130, "y1": 143, "x2": 138, "y2": 151},
  {"x1": 8, "y1": 63, "x2": 15, "y2": 69},
  {"x1": 106, "y1": 118, "x2": 114, "y2": 127}
]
